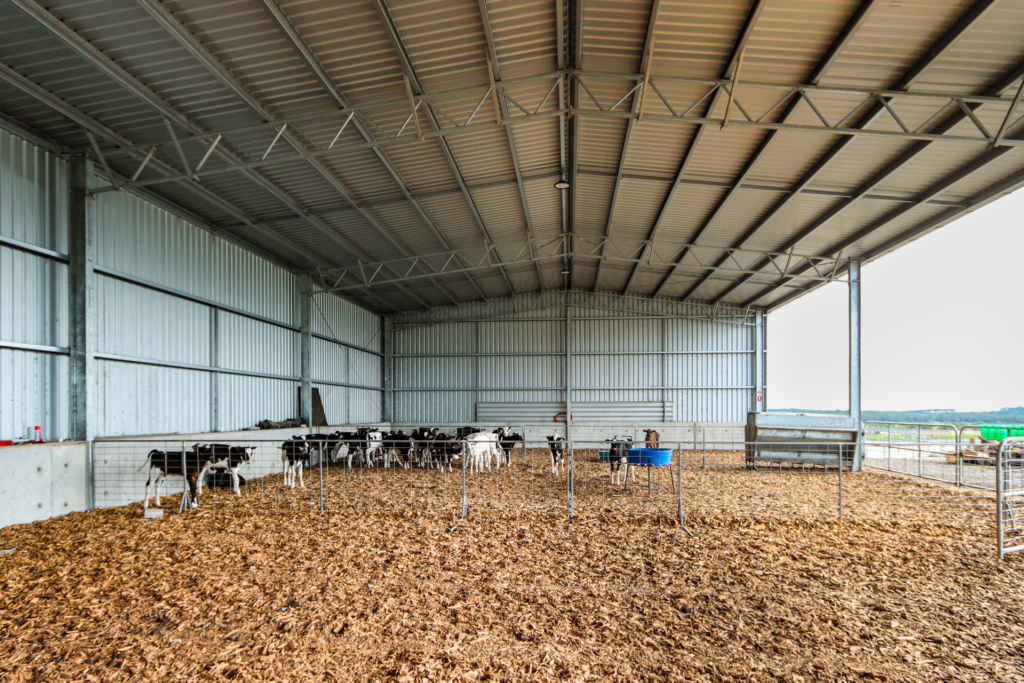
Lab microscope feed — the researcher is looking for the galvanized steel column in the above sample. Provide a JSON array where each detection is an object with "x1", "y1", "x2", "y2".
[
  {"x1": 68, "y1": 155, "x2": 95, "y2": 441},
  {"x1": 565, "y1": 292, "x2": 572, "y2": 444},
  {"x1": 849, "y1": 260, "x2": 861, "y2": 424},
  {"x1": 754, "y1": 310, "x2": 764, "y2": 413},
  {"x1": 299, "y1": 273, "x2": 312, "y2": 426},
  {"x1": 210, "y1": 307, "x2": 219, "y2": 432},
  {"x1": 383, "y1": 317, "x2": 394, "y2": 423}
]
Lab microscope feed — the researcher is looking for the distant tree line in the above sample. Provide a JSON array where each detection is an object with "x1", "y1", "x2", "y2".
[{"x1": 772, "y1": 406, "x2": 1024, "y2": 425}]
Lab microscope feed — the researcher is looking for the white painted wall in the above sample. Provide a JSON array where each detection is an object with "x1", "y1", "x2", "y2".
[{"x1": 0, "y1": 441, "x2": 89, "y2": 528}]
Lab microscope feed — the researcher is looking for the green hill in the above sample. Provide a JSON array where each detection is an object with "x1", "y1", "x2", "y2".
[{"x1": 771, "y1": 407, "x2": 1024, "y2": 425}]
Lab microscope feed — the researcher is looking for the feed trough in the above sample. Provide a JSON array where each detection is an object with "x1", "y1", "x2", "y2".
[
  {"x1": 627, "y1": 448, "x2": 672, "y2": 466},
  {"x1": 599, "y1": 450, "x2": 610, "y2": 462},
  {"x1": 745, "y1": 412, "x2": 863, "y2": 470}
]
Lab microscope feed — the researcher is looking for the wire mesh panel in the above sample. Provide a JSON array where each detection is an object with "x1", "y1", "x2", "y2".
[
  {"x1": 997, "y1": 438, "x2": 1024, "y2": 559},
  {"x1": 863, "y1": 422, "x2": 983, "y2": 488}
]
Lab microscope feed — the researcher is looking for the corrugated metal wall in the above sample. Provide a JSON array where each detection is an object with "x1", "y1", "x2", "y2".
[
  {"x1": 0, "y1": 130, "x2": 69, "y2": 440},
  {"x1": 0, "y1": 129, "x2": 383, "y2": 439},
  {"x1": 391, "y1": 291, "x2": 759, "y2": 423},
  {"x1": 310, "y1": 291, "x2": 384, "y2": 426}
]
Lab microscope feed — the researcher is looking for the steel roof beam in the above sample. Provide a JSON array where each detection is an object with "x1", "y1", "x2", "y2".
[
  {"x1": 644, "y1": 0, "x2": 881, "y2": 299},
  {"x1": 316, "y1": 240, "x2": 839, "y2": 295},
  {"x1": 670, "y1": 0, "x2": 1000, "y2": 302},
  {"x1": 0, "y1": 59, "x2": 399, "y2": 313},
  {"x1": 6, "y1": 0, "x2": 418, "y2": 312},
  {"x1": 766, "y1": 164, "x2": 1024, "y2": 312},
  {"x1": 85, "y1": 80, "x2": 1024, "y2": 195},
  {"x1": 475, "y1": 0, "x2": 547, "y2": 292},
  {"x1": 742, "y1": 113, "x2": 1024, "y2": 307},
  {"x1": 367, "y1": 0, "x2": 517, "y2": 298},
  {"x1": 132, "y1": 0, "x2": 457, "y2": 308},
  {"x1": 260, "y1": 0, "x2": 497, "y2": 302},
  {"x1": 592, "y1": 0, "x2": 661, "y2": 292},
  {"x1": 718, "y1": 64, "x2": 1024, "y2": 306},
  {"x1": 619, "y1": 0, "x2": 768, "y2": 296}
]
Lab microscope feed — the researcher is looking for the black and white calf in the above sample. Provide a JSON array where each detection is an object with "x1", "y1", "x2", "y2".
[
  {"x1": 382, "y1": 431, "x2": 413, "y2": 468},
  {"x1": 410, "y1": 427, "x2": 438, "y2": 467},
  {"x1": 606, "y1": 436, "x2": 634, "y2": 485},
  {"x1": 456, "y1": 426, "x2": 482, "y2": 439},
  {"x1": 429, "y1": 433, "x2": 460, "y2": 471},
  {"x1": 546, "y1": 435, "x2": 566, "y2": 475},
  {"x1": 280, "y1": 437, "x2": 312, "y2": 488},
  {"x1": 194, "y1": 443, "x2": 254, "y2": 496},
  {"x1": 140, "y1": 449, "x2": 216, "y2": 510},
  {"x1": 497, "y1": 431, "x2": 524, "y2": 467}
]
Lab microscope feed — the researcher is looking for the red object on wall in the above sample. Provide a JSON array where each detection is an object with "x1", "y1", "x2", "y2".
[
  {"x1": 0, "y1": 440, "x2": 12, "y2": 447},
  {"x1": 553, "y1": 412, "x2": 574, "y2": 423}
]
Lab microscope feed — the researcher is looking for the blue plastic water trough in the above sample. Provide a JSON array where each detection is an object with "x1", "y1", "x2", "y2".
[{"x1": 626, "y1": 448, "x2": 672, "y2": 466}]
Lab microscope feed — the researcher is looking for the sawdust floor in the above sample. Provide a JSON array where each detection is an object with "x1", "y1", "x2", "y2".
[{"x1": 1, "y1": 454, "x2": 1021, "y2": 682}]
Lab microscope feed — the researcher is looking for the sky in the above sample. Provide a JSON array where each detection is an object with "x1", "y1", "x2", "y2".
[{"x1": 767, "y1": 187, "x2": 1024, "y2": 413}]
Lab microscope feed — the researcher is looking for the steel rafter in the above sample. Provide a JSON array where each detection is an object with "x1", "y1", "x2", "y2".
[
  {"x1": 672, "y1": 0, "x2": 1001, "y2": 302},
  {"x1": 723, "y1": 59, "x2": 1024, "y2": 306},
  {"x1": 6, "y1": 0, "x2": 422, "y2": 311},
  {"x1": 0, "y1": 60, "x2": 400, "y2": 314},
  {"x1": 592, "y1": 0, "x2": 661, "y2": 292},
  {"x1": 565, "y1": 0, "x2": 584, "y2": 288},
  {"x1": 617, "y1": 0, "x2": 768, "y2": 296},
  {"x1": 647, "y1": 0, "x2": 880, "y2": 299},
  {"x1": 766, "y1": 165, "x2": 1024, "y2": 312},
  {"x1": 82, "y1": 71, "x2": 1024, "y2": 196},
  {"x1": 369, "y1": 0, "x2": 519, "y2": 298},
  {"x1": 259, "y1": 0, "x2": 499, "y2": 302},
  {"x1": 476, "y1": 0, "x2": 547, "y2": 292},
  {"x1": 743, "y1": 109, "x2": 1024, "y2": 307},
  {"x1": 311, "y1": 233, "x2": 843, "y2": 295},
  {"x1": 391, "y1": 288, "x2": 759, "y2": 327},
  {"x1": 133, "y1": 0, "x2": 461, "y2": 308}
]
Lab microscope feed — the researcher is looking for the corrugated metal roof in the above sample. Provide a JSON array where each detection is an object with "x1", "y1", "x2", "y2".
[{"x1": 1, "y1": 0, "x2": 1022, "y2": 314}]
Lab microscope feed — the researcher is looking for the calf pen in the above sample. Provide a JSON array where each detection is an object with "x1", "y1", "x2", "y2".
[{"x1": 89, "y1": 426, "x2": 1015, "y2": 556}]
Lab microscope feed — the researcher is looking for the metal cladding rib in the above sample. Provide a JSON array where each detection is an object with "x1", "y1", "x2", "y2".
[
  {"x1": 592, "y1": 0, "x2": 662, "y2": 292},
  {"x1": 670, "y1": 0, "x2": 1000, "y2": 304},
  {"x1": 473, "y1": 0, "x2": 547, "y2": 292},
  {"x1": 132, "y1": 0, "x2": 462, "y2": 308},
  {"x1": 7, "y1": 0, "x2": 423, "y2": 312},
  {"x1": 0, "y1": 58, "x2": 401, "y2": 313},
  {"x1": 619, "y1": 0, "x2": 770, "y2": 296},
  {"x1": 365, "y1": 0, "x2": 518, "y2": 297}
]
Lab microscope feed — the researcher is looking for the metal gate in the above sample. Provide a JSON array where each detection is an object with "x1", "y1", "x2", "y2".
[{"x1": 997, "y1": 437, "x2": 1024, "y2": 559}]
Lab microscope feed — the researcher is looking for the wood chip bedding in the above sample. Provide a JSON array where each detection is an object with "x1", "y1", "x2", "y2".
[{"x1": 0, "y1": 454, "x2": 1020, "y2": 682}]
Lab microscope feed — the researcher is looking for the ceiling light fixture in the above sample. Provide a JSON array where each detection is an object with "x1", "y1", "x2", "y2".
[
  {"x1": 553, "y1": 179, "x2": 570, "y2": 190},
  {"x1": 560, "y1": 268, "x2": 570, "y2": 275}
]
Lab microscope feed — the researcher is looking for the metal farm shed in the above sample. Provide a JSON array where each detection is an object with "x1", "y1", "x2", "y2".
[{"x1": 1, "y1": 0, "x2": 1023, "y2": 442}]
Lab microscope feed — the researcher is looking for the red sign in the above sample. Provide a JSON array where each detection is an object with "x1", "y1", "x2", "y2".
[{"x1": 756, "y1": 390, "x2": 763, "y2": 403}]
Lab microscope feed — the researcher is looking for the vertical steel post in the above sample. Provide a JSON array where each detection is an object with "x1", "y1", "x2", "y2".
[
  {"x1": 754, "y1": 310, "x2": 764, "y2": 413},
  {"x1": 319, "y1": 443, "x2": 324, "y2": 515},
  {"x1": 918, "y1": 424, "x2": 923, "y2": 478},
  {"x1": 997, "y1": 441, "x2": 1005, "y2": 559},
  {"x1": 887, "y1": 422, "x2": 892, "y2": 472},
  {"x1": 849, "y1": 260, "x2": 862, "y2": 471},
  {"x1": 461, "y1": 443, "x2": 468, "y2": 519},
  {"x1": 68, "y1": 155, "x2": 95, "y2": 442},
  {"x1": 383, "y1": 318, "x2": 394, "y2": 422},
  {"x1": 838, "y1": 445, "x2": 844, "y2": 521},
  {"x1": 565, "y1": 291, "x2": 572, "y2": 446},
  {"x1": 299, "y1": 274, "x2": 312, "y2": 426},
  {"x1": 677, "y1": 440, "x2": 683, "y2": 522},
  {"x1": 210, "y1": 307, "x2": 219, "y2": 432},
  {"x1": 86, "y1": 440, "x2": 94, "y2": 510}
]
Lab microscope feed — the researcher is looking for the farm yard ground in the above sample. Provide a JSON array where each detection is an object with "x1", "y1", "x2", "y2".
[{"x1": 1, "y1": 454, "x2": 1022, "y2": 682}]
